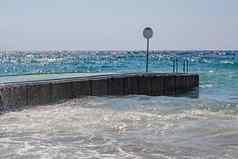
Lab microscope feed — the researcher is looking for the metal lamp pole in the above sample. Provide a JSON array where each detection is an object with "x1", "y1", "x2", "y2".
[{"x1": 146, "y1": 38, "x2": 149, "y2": 72}]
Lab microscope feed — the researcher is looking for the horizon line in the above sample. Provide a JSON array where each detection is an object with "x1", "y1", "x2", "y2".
[{"x1": 0, "y1": 49, "x2": 238, "y2": 52}]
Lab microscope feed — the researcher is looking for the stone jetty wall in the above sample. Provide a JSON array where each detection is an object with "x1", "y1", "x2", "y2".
[{"x1": 0, "y1": 73, "x2": 199, "y2": 111}]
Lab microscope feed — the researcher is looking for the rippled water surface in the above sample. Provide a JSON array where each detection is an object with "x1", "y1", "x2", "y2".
[{"x1": 0, "y1": 50, "x2": 238, "y2": 158}]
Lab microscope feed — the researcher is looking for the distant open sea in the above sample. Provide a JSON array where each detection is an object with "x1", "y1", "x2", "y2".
[{"x1": 0, "y1": 50, "x2": 238, "y2": 159}]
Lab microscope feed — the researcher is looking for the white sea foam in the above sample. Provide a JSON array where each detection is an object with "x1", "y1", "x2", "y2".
[{"x1": 1, "y1": 97, "x2": 238, "y2": 159}]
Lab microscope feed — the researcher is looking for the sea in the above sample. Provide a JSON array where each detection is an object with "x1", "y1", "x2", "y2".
[{"x1": 0, "y1": 50, "x2": 238, "y2": 159}]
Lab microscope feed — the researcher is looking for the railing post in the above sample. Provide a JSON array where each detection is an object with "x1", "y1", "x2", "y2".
[
  {"x1": 173, "y1": 58, "x2": 176, "y2": 73},
  {"x1": 186, "y1": 59, "x2": 189, "y2": 73},
  {"x1": 183, "y1": 60, "x2": 186, "y2": 73},
  {"x1": 176, "y1": 58, "x2": 178, "y2": 73}
]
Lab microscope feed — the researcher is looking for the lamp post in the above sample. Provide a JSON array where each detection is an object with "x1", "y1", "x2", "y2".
[{"x1": 143, "y1": 27, "x2": 153, "y2": 72}]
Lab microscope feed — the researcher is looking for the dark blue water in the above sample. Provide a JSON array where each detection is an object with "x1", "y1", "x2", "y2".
[{"x1": 0, "y1": 50, "x2": 238, "y2": 159}]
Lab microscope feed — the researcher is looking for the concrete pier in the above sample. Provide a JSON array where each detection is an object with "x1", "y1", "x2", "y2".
[{"x1": 0, "y1": 73, "x2": 199, "y2": 111}]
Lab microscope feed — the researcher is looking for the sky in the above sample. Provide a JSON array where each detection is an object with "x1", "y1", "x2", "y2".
[{"x1": 0, "y1": 0, "x2": 238, "y2": 50}]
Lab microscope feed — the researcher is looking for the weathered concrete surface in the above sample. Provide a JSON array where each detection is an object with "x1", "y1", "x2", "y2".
[
  {"x1": 151, "y1": 75, "x2": 164, "y2": 96},
  {"x1": 27, "y1": 83, "x2": 52, "y2": 106},
  {"x1": 72, "y1": 80, "x2": 91, "y2": 97},
  {"x1": 0, "y1": 85, "x2": 27, "y2": 110},
  {"x1": 138, "y1": 75, "x2": 152, "y2": 95},
  {"x1": 194, "y1": 75, "x2": 199, "y2": 87},
  {"x1": 0, "y1": 73, "x2": 199, "y2": 110},
  {"x1": 175, "y1": 75, "x2": 187, "y2": 94},
  {"x1": 163, "y1": 75, "x2": 176, "y2": 96},
  {"x1": 91, "y1": 78, "x2": 108, "y2": 96},
  {"x1": 52, "y1": 82, "x2": 73, "y2": 101},
  {"x1": 108, "y1": 77, "x2": 125, "y2": 96},
  {"x1": 125, "y1": 76, "x2": 139, "y2": 95}
]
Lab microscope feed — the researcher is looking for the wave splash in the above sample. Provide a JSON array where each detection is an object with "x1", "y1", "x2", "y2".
[{"x1": 1, "y1": 96, "x2": 238, "y2": 159}]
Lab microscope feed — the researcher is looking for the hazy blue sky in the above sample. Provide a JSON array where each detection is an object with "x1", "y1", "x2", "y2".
[{"x1": 0, "y1": 0, "x2": 238, "y2": 50}]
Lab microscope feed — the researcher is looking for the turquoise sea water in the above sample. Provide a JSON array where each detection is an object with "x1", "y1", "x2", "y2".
[
  {"x1": 0, "y1": 50, "x2": 238, "y2": 158},
  {"x1": 0, "y1": 50, "x2": 237, "y2": 102}
]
